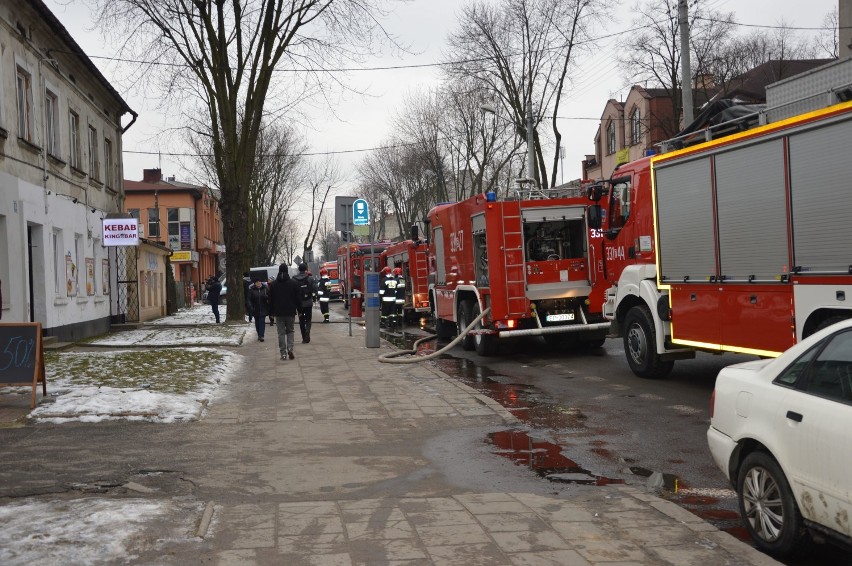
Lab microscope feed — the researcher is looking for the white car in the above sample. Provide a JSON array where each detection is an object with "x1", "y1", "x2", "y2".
[{"x1": 708, "y1": 317, "x2": 852, "y2": 557}]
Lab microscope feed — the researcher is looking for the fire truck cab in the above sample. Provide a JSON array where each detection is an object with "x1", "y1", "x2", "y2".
[
  {"x1": 589, "y1": 58, "x2": 852, "y2": 378},
  {"x1": 428, "y1": 189, "x2": 610, "y2": 356}
]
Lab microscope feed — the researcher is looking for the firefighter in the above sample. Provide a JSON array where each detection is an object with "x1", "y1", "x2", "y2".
[
  {"x1": 317, "y1": 268, "x2": 332, "y2": 323},
  {"x1": 379, "y1": 266, "x2": 396, "y2": 328},
  {"x1": 393, "y1": 267, "x2": 406, "y2": 327}
]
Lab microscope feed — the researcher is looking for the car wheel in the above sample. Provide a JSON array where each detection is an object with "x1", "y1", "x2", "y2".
[
  {"x1": 623, "y1": 305, "x2": 673, "y2": 379},
  {"x1": 458, "y1": 300, "x2": 476, "y2": 350},
  {"x1": 737, "y1": 451, "x2": 806, "y2": 557}
]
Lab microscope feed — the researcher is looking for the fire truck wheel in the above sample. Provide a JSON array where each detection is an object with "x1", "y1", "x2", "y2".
[
  {"x1": 458, "y1": 300, "x2": 476, "y2": 351},
  {"x1": 472, "y1": 303, "x2": 498, "y2": 356},
  {"x1": 623, "y1": 306, "x2": 674, "y2": 379}
]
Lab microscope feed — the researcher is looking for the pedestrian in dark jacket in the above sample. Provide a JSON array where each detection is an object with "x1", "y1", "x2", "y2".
[
  {"x1": 247, "y1": 277, "x2": 269, "y2": 341},
  {"x1": 292, "y1": 263, "x2": 317, "y2": 343},
  {"x1": 205, "y1": 276, "x2": 223, "y2": 323},
  {"x1": 269, "y1": 264, "x2": 301, "y2": 360}
]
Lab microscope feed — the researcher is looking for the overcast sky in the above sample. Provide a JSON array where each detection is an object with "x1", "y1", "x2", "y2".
[{"x1": 43, "y1": 0, "x2": 837, "y2": 207}]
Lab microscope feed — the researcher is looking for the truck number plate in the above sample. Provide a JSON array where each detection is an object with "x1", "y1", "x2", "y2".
[{"x1": 546, "y1": 313, "x2": 575, "y2": 322}]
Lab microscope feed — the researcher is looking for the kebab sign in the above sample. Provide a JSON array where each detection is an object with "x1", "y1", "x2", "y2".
[{"x1": 102, "y1": 218, "x2": 139, "y2": 246}]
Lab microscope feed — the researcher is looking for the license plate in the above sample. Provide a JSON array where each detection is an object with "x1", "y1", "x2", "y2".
[{"x1": 546, "y1": 313, "x2": 575, "y2": 322}]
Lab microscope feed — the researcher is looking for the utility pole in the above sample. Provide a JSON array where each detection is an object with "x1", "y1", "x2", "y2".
[
  {"x1": 678, "y1": 0, "x2": 694, "y2": 126},
  {"x1": 526, "y1": 99, "x2": 536, "y2": 185}
]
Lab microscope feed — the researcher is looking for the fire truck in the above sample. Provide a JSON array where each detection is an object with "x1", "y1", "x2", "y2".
[
  {"x1": 589, "y1": 59, "x2": 852, "y2": 378},
  {"x1": 427, "y1": 189, "x2": 610, "y2": 355},
  {"x1": 380, "y1": 235, "x2": 430, "y2": 323},
  {"x1": 337, "y1": 242, "x2": 389, "y2": 317},
  {"x1": 320, "y1": 261, "x2": 342, "y2": 300}
]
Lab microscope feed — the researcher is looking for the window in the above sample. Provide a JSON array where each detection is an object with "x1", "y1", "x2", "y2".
[
  {"x1": 802, "y1": 331, "x2": 852, "y2": 403},
  {"x1": 69, "y1": 111, "x2": 80, "y2": 169},
  {"x1": 630, "y1": 109, "x2": 641, "y2": 146},
  {"x1": 45, "y1": 90, "x2": 59, "y2": 155},
  {"x1": 607, "y1": 179, "x2": 632, "y2": 233},
  {"x1": 148, "y1": 208, "x2": 160, "y2": 238},
  {"x1": 167, "y1": 208, "x2": 180, "y2": 250},
  {"x1": 606, "y1": 121, "x2": 616, "y2": 154},
  {"x1": 128, "y1": 208, "x2": 140, "y2": 220},
  {"x1": 88, "y1": 125, "x2": 99, "y2": 179},
  {"x1": 104, "y1": 138, "x2": 113, "y2": 188},
  {"x1": 15, "y1": 66, "x2": 33, "y2": 141}
]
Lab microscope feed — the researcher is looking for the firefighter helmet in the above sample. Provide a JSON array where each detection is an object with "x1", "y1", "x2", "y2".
[
  {"x1": 392, "y1": 268, "x2": 402, "y2": 276},
  {"x1": 381, "y1": 266, "x2": 392, "y2": 275},
  {"x1": 320, "y1": 268, "x2": 328, "y2": 276}
]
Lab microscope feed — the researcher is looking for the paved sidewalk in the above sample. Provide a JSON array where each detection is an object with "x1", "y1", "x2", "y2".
[
  {"x1": 0, "y1": 306, "x2": 779, "y2": 565},
  {"x1": 202, "y1": 314, "x2": 778, "y2": 566}
]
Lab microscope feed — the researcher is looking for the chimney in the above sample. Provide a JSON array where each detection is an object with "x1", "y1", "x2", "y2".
[{"x1": 143, "y1": 168, "x2": 162, "y2": 183}]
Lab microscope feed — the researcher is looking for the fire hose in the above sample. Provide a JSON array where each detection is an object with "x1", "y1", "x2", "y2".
[{"x1": 377, "y1": 307, "x2": 491, "y2": 364}]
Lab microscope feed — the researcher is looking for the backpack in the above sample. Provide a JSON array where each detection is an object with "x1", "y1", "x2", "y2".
[{"x1": 297, "y1": 276, "x2": 313, "y2": 302}]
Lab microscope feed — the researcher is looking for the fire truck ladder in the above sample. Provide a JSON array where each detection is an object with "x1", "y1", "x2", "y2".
[{"x1": 501, "y1": 209, "x2": 527, "y2": 318}]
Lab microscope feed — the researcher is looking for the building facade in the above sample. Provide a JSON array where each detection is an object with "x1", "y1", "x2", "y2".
[
  {"x1": 0, "y1": 0, "x2": 134, "y2": 340},
  {"x1": 124, "y1": 169, "x2": 222, "y2": 295},
  {"x1": 582, "y1": 86, "x2": 676, "y2": 182}
]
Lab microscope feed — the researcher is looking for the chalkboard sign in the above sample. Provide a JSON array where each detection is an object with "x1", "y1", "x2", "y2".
[{"x1": 0, "y1": 323, "x2": 47, "y2": 408}]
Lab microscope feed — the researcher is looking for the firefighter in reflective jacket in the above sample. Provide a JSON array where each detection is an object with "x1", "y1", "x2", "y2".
[
  {"x1": 317, "y1": 268, "x2": 332, "y2": 323},
  {"x1": 393, "y1": 267, "x2": 406, "y2": 327},
  {"x1": 379, "y1": 266, "x2": 397, "y2": 328}
]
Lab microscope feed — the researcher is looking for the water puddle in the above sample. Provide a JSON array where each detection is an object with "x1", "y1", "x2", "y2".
[
  {"x1": 487, "y1": 429, "x2": 624, "y2": 485},
  {"x1": 389, "y1": 341, "x2": 750, "y2": 542}
]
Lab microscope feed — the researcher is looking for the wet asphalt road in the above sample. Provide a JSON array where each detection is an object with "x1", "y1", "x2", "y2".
[{"x1": 384, "y1": 325, "x2": 850, "y2": 566}]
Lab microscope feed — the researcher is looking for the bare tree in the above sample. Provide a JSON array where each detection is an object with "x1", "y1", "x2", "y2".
[
  {"x1": 445, "y1": 0, "x2": 608, "y2": 191},
  {"x1": 280, "y1": 222, "x2": 300, "y2": 268},
  {"x1": 618, "y1": 0, "x2": 736, "y2": 135},
  {"x1": 300, "y1": 158, "x2": 341, "y2": 263},
  {"x1": 250, "y1": 125, "x2": 307, "y2": 266},
  {"x1": 814, "y1": 8, "x2": 839, "y2": 58},
  {"x1": 93, "y1": 0, "x2": 397, "y2": 320},
  {"x1": 358, "y1": 142, "x2": 436, "y2": 238},
  {"x1": 315, "y1": 219, "x2": 340, "y2": 262}
]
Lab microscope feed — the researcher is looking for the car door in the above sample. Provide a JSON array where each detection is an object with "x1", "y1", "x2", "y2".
[{"x1": 780, "y1": 329, "x2": 852, "y2": 536}]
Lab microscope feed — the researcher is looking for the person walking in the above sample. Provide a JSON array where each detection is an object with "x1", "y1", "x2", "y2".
[
  {"x1": 205, "y1": 275, "x2": 222, "y2": 323},
  {"x1": 247, "y1": 277, "x2": 269, "y2": 341},
  {"x1": 317, "y1": 268, "x2": 332, "y2": 323},
  {"x1": 292, "y1": 263, "x2": 317, "y2": 343},
  {"x1": 269, "y1": 264, "x2": 300, "y2": 360}
]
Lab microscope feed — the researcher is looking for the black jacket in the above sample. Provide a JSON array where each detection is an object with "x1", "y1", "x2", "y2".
[
  {"x1": 206, "y1": 279, "x2": 222, "y2": 302},
  {"x1": 248, "y1": 284, "x2": 269, "y2": 317},
  {"x1": 292, "y1": 272, "x2": 317, "y2": 308},
  {"x1": 269, "y1": 272, "x2": 300, "y2": 316}
]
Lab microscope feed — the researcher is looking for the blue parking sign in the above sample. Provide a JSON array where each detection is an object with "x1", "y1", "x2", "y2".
[{"x1": 353, "y1": 198, "x2": 369, "y2": 226}]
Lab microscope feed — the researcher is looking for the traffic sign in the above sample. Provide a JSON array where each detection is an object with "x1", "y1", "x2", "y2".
[{"x1": 353, "y1": 199, "x2": 369, "y2": 226}]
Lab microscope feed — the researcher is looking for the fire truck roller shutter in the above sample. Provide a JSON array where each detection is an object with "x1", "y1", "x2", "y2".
[
  {"x1": 789, "y1": 119, "x2": 852, "y2": 273},
  {"x1": 654, "y1": 158, "x2": 715, "y2": 283},
  {"x1": 715, "y1": 139, "x2": 788, "y2": 282}
]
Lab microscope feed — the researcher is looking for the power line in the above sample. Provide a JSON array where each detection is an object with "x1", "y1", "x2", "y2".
[{"x1": 694, "y1": 15, "x2": 845, "y2": 31}]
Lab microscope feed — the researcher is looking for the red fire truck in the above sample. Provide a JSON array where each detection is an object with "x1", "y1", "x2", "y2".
[
  {"x1": 380, "y1": 236, "x2": 430, "y2": 323},
  {"x1": 337, "y1": 242, "x2": 390, "y2": 317},
  {"x1": 427, "y1": 189, "x2": 610, "y2": 355},
  {"x1": 589, "y1": 61, "x2": 852, "y2": 378}
]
